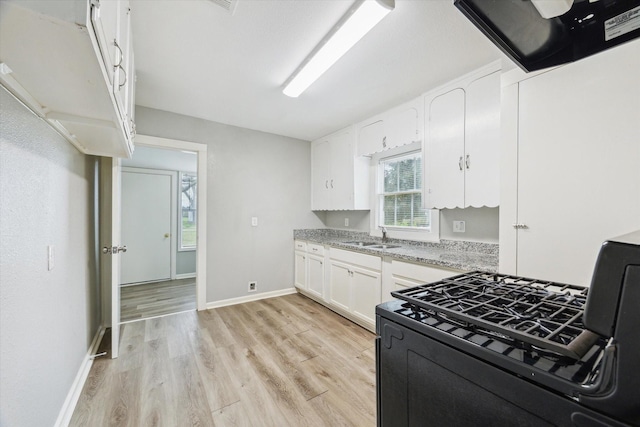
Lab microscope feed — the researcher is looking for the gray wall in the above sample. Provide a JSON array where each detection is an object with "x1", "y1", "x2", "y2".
[
  {"x1": 0, "y1": 87, "x2": 100, "y2": 427},
  {"x1": 323, "y1": 208, "x2": 499, "y2": 243},
  {"x1": 135, "y1": 106, "x2": 325, "y2": 302},
  {"x1": 440, "y1": 207, "x2": 499, "y2": 243}
]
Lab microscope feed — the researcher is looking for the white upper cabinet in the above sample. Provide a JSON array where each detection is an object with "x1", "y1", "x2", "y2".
[
  {"x1": 0, "y1": 0, "x2": 136, "y2": 158},
  {"x1": 357, "y1": 99, "x2": 421, "y2": 156},
  {"x1": 499, "y1": 41, "x2": 640, "y2": 285},
  {"x1": 426, "y1": 88, "x2": 466, "y2": 208},
  {"x1": 311, "y1": 126, "x2": 369, "y2": 211},
  {"x1": 424, "y1": 62, "x2": 501, "y2": 209}
]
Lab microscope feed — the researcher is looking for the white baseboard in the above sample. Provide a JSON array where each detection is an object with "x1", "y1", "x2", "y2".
[
  {"x1": 206, "y1": 287, "x2": 297, "y2": 309},
  {"x1": 175, "y1": 272, "x2": 196, "y2": 280},
  {"x1": 54, "y1": 326, "x2": 106, "y2": 427}
]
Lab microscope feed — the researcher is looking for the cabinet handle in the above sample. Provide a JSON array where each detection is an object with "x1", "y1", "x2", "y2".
[
  {"x1": 465, "y1": 154, "x2": 470, "y2": 169},
  {"x1": 512, "y1": 223, "x2": 529, "y2": 229},
  {"x1": 382, "y1": 136, "x2": 387, "y2": 148},
  {"x1": 116, "y1": 64, "x2": 127, "y2": 89},
  {"x1": 320, "y1": 262, "x2": 323, "y2": 266},
  {"x1": 113, "y1": 39, "x2": 123, "y2": 68},
  {"x1": 459, "y1": 156, "x2": 464, "y2": 171},
  {"x1": 330, "y1": 179, "x2": 334, "y2": 188},
  {"x1": 325, "y1": 180, "x2": 329, "y2": 189}
]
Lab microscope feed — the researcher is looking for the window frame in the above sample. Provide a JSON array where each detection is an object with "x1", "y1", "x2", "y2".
[
  {"x1": 178, "y1": 171, "x2": 197, "y2": 252},
  {"x1": 369, "y1": 142, "x2": 440, "y2": 242}
]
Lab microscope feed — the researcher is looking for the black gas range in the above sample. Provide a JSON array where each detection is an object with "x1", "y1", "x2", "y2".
[{"x1": 376, "y1": 231, "x2": 640, "y2": 427}]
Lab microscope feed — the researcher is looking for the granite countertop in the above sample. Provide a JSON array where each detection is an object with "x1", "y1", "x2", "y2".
[{"x1": 294, "y1": 229, "x2": 499, "y2": 273}]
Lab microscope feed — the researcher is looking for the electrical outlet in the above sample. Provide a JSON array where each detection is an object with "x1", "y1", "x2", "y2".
[
  {"x1": 453, "y1": 221, "x2": 466, "y2": 233},
  {"x1": 344, "y1": 217, "x2": 349, "y2": 227},
  {"x1": 251, "y1": 217, "x2": 258, "y2": 227},
  {"x1": 248, "y1": 281, "x2": 257, "y2": 292}
]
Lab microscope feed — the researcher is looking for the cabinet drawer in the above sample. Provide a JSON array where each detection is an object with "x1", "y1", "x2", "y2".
[
  {"x1": 391, "y1": 260, "x2": 461, "y2": 283},
  {"x1": 330, "y1": 248, "x2": 381, "y2": 271},
  {"x1": 308, "y1": 243, "x2": 325, "y2": 256},
  {"x1": 294, "y1": 240, "x2": 307, "y2": 251}
]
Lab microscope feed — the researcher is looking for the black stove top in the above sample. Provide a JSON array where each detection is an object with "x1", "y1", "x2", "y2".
[{"x1": 391, "y1": 271, "x2": 601, "y2": 359}]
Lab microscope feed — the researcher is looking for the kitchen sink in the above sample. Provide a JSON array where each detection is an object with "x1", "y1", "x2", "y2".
[
  {"x1": 370, "y1": 244, "x2": 402, "y2": 250},
  {"x1": 344, "y1": 241, "x2": 378, "y2": 246}
]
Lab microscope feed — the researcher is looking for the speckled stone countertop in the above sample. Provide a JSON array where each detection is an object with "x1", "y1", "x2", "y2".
[{"x1": 294, "y1": 229, "x2": 499, "y2": 273}]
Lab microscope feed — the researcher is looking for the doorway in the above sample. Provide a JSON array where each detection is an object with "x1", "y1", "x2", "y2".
[
  {"x1": 119, "y1": 145, "x2": 197, "y2": 321},
  {"x1": 101, "y1": 135, "x2": 207, "y2": 356}
]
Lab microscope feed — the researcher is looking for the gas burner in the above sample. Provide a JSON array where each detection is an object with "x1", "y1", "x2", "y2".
[{"x1": 391, "y1": 271, "x2": 600, "y2": 359}]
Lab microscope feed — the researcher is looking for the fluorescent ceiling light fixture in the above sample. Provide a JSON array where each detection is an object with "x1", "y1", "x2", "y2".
[
  {"x1": 530, "y1": 0, "x2": 574, "y2": 19},
  {"x1": 282, "y1": 0, "x2": 394, "y2": 98}
]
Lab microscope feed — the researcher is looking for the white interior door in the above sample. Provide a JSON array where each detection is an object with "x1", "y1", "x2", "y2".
[
  {"x1": 100, "y1": 157, "x2": 122, "y2": 358},
  {"x1": 120, "y1": 169, "x2": 175, "y2": 285}
]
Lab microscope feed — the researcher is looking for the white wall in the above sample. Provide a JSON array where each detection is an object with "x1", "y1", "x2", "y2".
[
  {"x1": 0, "y1": 87, "x2": 100, "y2": 427},
  {"x1": 135, "y1": 106, "x2": 325, "y2": 302}
]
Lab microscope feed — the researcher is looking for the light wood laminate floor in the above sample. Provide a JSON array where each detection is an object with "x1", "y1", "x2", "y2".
[
  {"x1": 70, "y1": 293, "x2": 377, "y2": 426},
  {"x1": 121, "y1": 278, "x2": 196, "y2": 322}
]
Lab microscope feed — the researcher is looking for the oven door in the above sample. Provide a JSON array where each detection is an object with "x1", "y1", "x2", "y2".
[{"x1": 376, "y1": 315, "x2": 630, "y2": 427}]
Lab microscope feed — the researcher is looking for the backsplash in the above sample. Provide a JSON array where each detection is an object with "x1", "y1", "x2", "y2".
[{"x1": 294, "y1": 229, "x2": 498, "y2": 256}]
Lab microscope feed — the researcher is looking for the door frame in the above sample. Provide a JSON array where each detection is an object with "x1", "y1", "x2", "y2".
[{"x1": 133, "y1": 134, "x2": 208, "y2": 310}]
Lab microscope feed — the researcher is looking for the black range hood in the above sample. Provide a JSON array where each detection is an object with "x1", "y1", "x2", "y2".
[{"x1": 454, "y1": 0, "x2": 640, "y2": 72}]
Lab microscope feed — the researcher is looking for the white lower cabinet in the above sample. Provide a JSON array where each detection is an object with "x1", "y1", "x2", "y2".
[
  {"x1": 307, "y1": 253, "x2": 324, "y2": 299},
  {"x1": 294, "y1": 241, "x2": 464, "y2": 331},
  {"x1": 350, "y1": 265, "x2": 382, "y2": 325},
  {"x1": 328, "y1": 248, "x2": 382, "y2": 329},
  {"x1": 294, "y1": 240, "x2": 308, "y2": 290},
  {"x1": 384, "y1": 260, "x2": 462, "y2": 303}
]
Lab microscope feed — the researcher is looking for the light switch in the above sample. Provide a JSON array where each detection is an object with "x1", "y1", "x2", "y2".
[{"x1": 251, "y1": 217, "x2": 258, "y2": 227}]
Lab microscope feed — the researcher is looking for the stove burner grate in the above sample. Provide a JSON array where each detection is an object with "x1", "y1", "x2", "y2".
[{"x1": 391, "y1": 271, "x2": 601, "y2": 359}]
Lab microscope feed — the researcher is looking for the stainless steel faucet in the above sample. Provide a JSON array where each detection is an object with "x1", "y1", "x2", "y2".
[{"x1": 380, "y1": 226, "x2": 388, "y2": 243}]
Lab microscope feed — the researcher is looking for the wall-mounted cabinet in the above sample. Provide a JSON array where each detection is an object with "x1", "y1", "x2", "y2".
[
  {"x1": 357, "y1": 99, "x2": 422, "y2": 157},
  {"x1": 500, "y1": 42, "x2": 640, "y2": 286},
  {"x1": 311, "y1": 126, "x2": 369, "y2": 211},
  {"x1": 0, "y1": 0, "x2": 136, "y2": 158},
  {"x1": 424, "y1": 63, "x2": 500, "y2": 209}
]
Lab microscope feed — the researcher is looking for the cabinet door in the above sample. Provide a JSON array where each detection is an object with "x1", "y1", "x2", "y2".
[
  {"x1": 307, "y1": 254, "x2": 324, "y2": 299},
  {"x1": 113, "y1": 0, "x2": 135, "y2": 141},
  {"x1": 512, "y1": 43, "x2": 640, "y2": 285},
  {"x1": 294, "y1": 251, "x2": 307, "y2": 290},
  {"x1": 351, "y1": 266, "x2": 381, "y2": 325},
  {"x1": 329, "y1": 129, "x2": 354, "y2": 210},
  {"x1": 427, "y1": 88, "x2": 465, "y2": 209},
  {"x1": 386, "y1": 107, "x2": 419, "y2": 150},
  {"x1": 311, "y1": 140, "x2": 330, "y2": 210},
  {"x1": 357, "y1": 120, "x2": 385, "y2": 156},
  {"x1": 91, "y1": 0, "x2": 120, "y2": 86},
  {"x1": 465, "y1": 71, "x2": 500, "y2": 208},
  {"x1": 328, "y1": 260, "x2": 351, "y2": 312}
]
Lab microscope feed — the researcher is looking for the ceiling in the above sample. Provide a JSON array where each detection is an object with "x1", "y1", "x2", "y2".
[{"x1": 131, "y1": 0, "x2": 511, "y2": 142}]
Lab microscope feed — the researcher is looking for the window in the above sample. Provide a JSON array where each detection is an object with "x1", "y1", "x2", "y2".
[
  {"x1": 379, "y1": 151, "x2": 430, "y2": 229},
  {"x1": 179, "y1": 172, "x2": 197, "y2": 250}
]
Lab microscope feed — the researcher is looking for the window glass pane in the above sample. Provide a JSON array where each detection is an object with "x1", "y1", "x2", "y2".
[
  {"x1": 379, "y1": 151, "x2": 430, "y2": 230},
  {"x1": 398, "y1": 157, "x2": 416, "y2": 191},
  {"x1": 396, "y1": 194, "x2": 412, "y2": 226},
  {"x1": 412, "y1": 194, "x2": 429, "y2": 227},
  {"x1": 181, "y1": 173, "x2": 197, "y2": 249},
  {"x1": 383, "y1": 162, "x2": 398, "y2": 192},
  {"x1": 383, "y1": 195, "x2": 396, "y2": 226}
]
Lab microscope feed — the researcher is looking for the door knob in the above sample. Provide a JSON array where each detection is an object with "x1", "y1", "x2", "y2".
[{"x1": 164, "y1": 233, "x2": 170, "y2": 238}]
